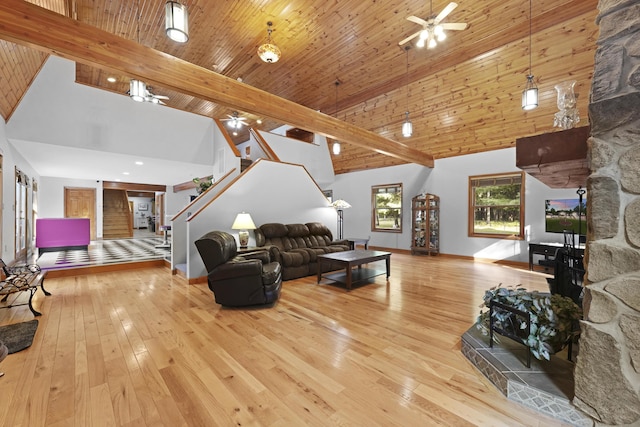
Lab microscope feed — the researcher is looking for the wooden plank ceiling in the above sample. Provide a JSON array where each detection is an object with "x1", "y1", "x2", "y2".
[{"x1": 0, "y1": 0, "x2": 598, "y2": 175}]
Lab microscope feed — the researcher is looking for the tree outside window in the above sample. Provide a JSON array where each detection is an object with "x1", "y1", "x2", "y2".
[
  {"x1": 372, "y1": 184, "x2": 402, "y2": 232},
  {"x1": 469, "y1": 172, "x2": 524, "y2": 239}
]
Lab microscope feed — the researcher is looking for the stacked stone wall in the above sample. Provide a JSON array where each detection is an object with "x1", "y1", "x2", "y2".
[{"x1": 575, "y1": 0, "x2": 640, "y2": 424}]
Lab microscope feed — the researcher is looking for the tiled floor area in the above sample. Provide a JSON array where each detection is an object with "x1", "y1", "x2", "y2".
[
  {"x1": 36, "y1": 235, "x2": 170, "y2": 271},
  {"x1": 462, "y1": 326, "x2": 593, "y2": 427}
]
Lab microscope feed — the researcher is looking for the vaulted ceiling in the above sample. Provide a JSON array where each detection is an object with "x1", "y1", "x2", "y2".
[{"x1": 0, "y1": 0, "x2": 598, "y2": 175}]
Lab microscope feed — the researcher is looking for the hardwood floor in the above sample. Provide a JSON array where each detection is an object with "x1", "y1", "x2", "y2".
[{"x1": 0, "y1": 253, "x2": 570, "y2": 426}]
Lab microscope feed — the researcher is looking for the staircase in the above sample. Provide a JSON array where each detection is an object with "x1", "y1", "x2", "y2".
[{"x1": 103, "y1": 189, "x2": 132, "y2": 239}]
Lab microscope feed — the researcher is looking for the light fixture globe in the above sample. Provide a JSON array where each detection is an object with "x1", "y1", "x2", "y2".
[
  {"x1": 258, "y1": 22, "x2": 281, "y2": 63},
  {"x1": 402, "y1": 112, "x2": 413, "y2": 137},
  {"x1": 165, "y1": 1, "x2": 189, "y2": 43},
  {"x1": 522, "y1": 75, "x2": 538, "y2": 111},
  {"x1": 129, "y1": 79, "x2": 146, "y2": 102}
]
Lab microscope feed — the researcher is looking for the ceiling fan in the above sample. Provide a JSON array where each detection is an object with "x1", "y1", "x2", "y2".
[
  {"x1": 222, "y1": 111, "x2": 247, "y2": 130},
  {"x1": 128, "y1": 80, "x2": 169, "y2": 105},
  {"x1": 399, "y1": 1, "x2": 468, "y2": 49}
]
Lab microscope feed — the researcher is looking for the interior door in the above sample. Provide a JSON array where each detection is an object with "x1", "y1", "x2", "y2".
[
  {"x1": 64, "y1": 187, "x2": 97, "y2": 240},
  {"x1": 156, "y1": 193, "x2": 165, "y2": 235}
]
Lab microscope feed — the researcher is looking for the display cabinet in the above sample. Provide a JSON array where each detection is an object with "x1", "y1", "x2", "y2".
[{"x1": 411, "y1": 194, "x2": 439, "y2": 255}]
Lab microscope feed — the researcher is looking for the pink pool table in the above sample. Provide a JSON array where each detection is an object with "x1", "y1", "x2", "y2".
[{"x1": 36, "y1": 218, "x2": 91, "y2": 253}]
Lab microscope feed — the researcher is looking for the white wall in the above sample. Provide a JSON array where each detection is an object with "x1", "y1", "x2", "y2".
[
  {"x1": 0, "y1": 118, "x2": 42, "y2": 262},
  {"x1": 332, "y1": 148, "x2": 583, "y2": 263},
  {"x1": 332, "y1": 163, "x2": 432, "y2": 249}
]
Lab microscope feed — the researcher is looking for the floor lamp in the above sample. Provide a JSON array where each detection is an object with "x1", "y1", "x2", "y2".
[
  {"x1": 331, "y1": 199, "x2": 351, "y2": 240},
  {"x1": 577, "y1": 186, "x2": 586, "y2": 242}
]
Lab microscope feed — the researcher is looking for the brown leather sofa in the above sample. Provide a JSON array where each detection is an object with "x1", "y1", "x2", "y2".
[
  {"x1": 195, "y1": 231, "x2": 282, "y2": 307},
  {"x1": 254, "y1": 222, "x2": 351, "y2": 280}
]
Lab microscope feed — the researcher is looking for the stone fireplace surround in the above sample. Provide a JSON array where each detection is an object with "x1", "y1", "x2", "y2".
[{"x1": 576, "y1": 0, "x2": 640, "y2": 424}]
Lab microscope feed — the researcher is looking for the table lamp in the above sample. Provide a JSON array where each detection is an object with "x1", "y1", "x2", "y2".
[{"x1": 231, "y1": 212, "x2": 256, "y2": 248}]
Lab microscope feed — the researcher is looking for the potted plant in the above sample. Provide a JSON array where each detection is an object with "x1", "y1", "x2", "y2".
[
  {"x1": 193, "y1": 176, "x2": 213, "y2": 194},
  {"x1": 476, "y1": 285, "x2": 582, "y2": 360}
]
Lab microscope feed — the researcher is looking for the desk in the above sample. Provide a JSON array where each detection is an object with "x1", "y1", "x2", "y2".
[{"x1": 529, "y1": 242, "x2": 584, "y2": 271}]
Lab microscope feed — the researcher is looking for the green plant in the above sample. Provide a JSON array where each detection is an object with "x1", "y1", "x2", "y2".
[
  {"x1": 193, "y1": 176, "x2": 213, "y2": 194},
  {"x1": 476, "y1": 285, "x2": 582, "y2": 360}
]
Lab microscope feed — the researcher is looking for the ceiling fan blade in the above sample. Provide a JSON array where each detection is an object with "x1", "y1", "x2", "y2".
[
  {"x1": 154, "y1": 95, "x2": 170, "y2": 100},
  {"x1": 399, "y1": 31, "x2": 421, "y2": 46},
  {"x1": 441, "y1": 22, "x2": 467, "y2": 30},
  {"x1": 434, "y1": 2, "x2": 458, "y2": 25},
  {"x1": 406, "y1": 15, "x2": 428, "y2": 27}
]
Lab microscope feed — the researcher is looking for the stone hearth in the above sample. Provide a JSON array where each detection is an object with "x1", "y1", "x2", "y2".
[{"x1": 462, "y1": 327, "x2": 593, "y2": 427}]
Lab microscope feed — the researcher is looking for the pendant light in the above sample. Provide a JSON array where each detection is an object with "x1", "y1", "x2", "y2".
[
  {"x1": 165, "y1": 1, "x2": 189, "y2": 43},
  {"x1": 402, "y1": 46, "x2": 413, "y2": 137},
  {"x1": 130, "y1": 1, "x2": 147, "y2": 102},
  {"x1": 258, "y1": 22, "x2": 281, "y2": 63},
  {"x1": 332, "y1": 81, "x2": 341, "y2": 155},
  {"x1": 522, "y1": 0, "x2": 538, "y2": 110}
]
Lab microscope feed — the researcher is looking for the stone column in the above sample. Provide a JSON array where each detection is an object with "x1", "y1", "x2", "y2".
[{"x1": 574, "y1": 0, "x2": 640, "y2": 424}]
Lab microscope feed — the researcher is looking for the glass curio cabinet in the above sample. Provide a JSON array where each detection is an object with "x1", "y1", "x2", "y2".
[{"x1": 411, "y1": 194, "x2": 439, "y2": 255}]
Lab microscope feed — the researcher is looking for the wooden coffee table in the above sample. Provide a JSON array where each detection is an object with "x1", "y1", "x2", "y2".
[{"x1": 317, "y1": 250, "x2": 391, "y2": 291}]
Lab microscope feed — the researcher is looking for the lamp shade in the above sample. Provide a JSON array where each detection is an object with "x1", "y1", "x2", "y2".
[
  {"x1": 231, "y1": 212, "x2": 256, "y2": 230},
  {"x1": 522, "y1": 75, "x2": 538, "y2": 110},
  {"x1": 165, "y1": 1, "x2": 189, "y2": 43},
  {"x1": 402, "y1": 112, "x2": 413, "y2": 137},
  {"x1": 258, "y1": 43, "x2": 281, "y2": 63},
  {"x1": 331, "y1": 199, "x2": 352, "y2": 210}
]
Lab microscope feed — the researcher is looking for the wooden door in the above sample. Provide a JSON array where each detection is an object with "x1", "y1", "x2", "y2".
[
  {"x1": 64, "y1": 187, "x2": 96, "y2": 240},
  {"x1": 156, "y1": 193, "x2": 165, "y2": 235}
]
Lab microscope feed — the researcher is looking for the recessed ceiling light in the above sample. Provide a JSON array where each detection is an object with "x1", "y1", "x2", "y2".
[
  {"x1": 256, "y1": 119, "x2": 262, "y2": 124},
  {"x1": 232, "y1": 131, "x2": 238, "y2": 136},
  {"x1": 107, "y1": 77, "x2": 117, "y2": 83},
  {"x1": 135, "y1": 161, "x2": 143, "y2": 165}
]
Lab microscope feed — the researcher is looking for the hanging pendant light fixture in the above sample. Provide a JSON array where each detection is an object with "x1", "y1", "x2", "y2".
[
  {"x1": 332, "y1": 81, "x2": 341, "y2": 155},
  {"x1": 402, "y1": 46, "x2": 413, "y2": 137},
  {"x1": 130, "y1": 2, "x2": 147, "y2": 102},
  {"x1": 258, "y1": 22, "x2": 281, "y2": 63},
  {"x1": 521, "y1": 0, "x2": 538, "y2": 110},
  {"x1": 165, "y1": 1, "x2": 189, "y2": 43}
]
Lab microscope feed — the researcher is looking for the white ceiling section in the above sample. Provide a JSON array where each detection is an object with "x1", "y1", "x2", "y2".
[{"x1": 6, "y1": 56, "x2": 216, "y2": 186}]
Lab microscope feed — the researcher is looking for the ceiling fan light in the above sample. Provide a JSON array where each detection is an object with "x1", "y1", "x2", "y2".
[
  {"x1": 332, "y1": 141, "x2": 341, "y2": 155},
  {"x1": 522, "y1": 75, "x2": 538, "y2": 110},
  {"x1": 419, "y1": 29, "x2": 429, "y2": 41},
  {"x1": 165, "y1": 1, "x2": 189, "y2": 43},
  {"x1": 416, "y1": 38, "x2": 425, "y2": 48},
  {"x1": 427, "y1": 37, "x2": 437, "y2": 49},
  {"x1": 129, "y1": 79, "x2": 146, "y2": 102}
]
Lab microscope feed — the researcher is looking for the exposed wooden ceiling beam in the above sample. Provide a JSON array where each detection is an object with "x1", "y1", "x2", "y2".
[{"x1": 0, "y1": 0, "x2": 434, "y2": 168}]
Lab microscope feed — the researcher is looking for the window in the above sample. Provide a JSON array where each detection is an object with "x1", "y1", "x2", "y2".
[
  {"x1": 372, "y1": 184, "x2": 402, "y2": 232},
  {"x1": 469, "y1": 172, "x2": 524, "y2": 239}
]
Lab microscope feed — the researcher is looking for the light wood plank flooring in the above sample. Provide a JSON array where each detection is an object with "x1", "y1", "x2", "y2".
[{"x1": 0, "y1": 253, "x2": 571, "y2": 426}]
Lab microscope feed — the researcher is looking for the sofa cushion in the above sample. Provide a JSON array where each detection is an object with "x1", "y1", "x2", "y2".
[{"x1": 280, "y1": 248, "x2": 310, "y2": 267}]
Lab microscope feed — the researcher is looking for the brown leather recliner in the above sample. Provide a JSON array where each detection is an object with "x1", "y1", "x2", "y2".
[{"x1": 195, "y1": 231, "x2": 282, "y2": 307}]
